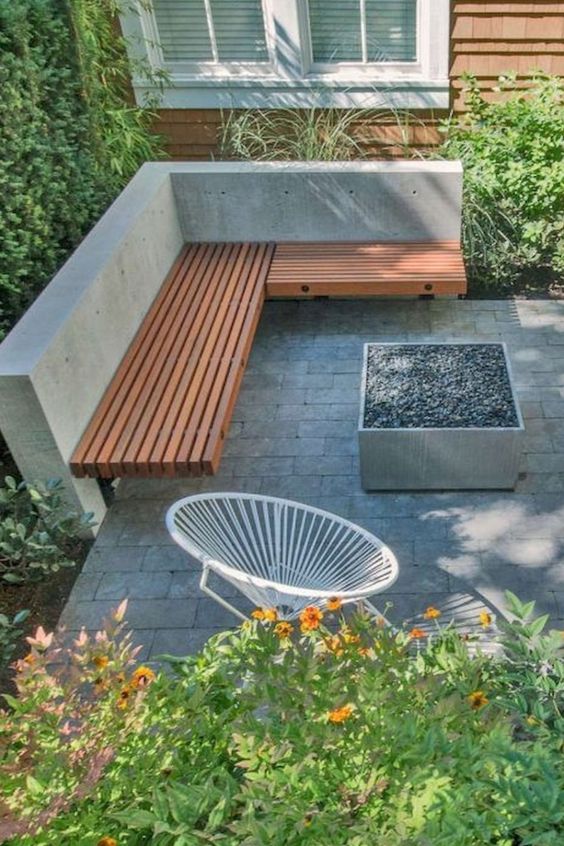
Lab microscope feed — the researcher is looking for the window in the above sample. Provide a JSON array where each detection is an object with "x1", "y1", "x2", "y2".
[
  {"x1": 153, "y1": 0, "x2": 269, "y2": 65},
  {"x1": 121, "y1": 0, "x2": 450, "y2": 109},
  {"x1": 308, "y1": 0, "x2": 417, "y2": 64}
]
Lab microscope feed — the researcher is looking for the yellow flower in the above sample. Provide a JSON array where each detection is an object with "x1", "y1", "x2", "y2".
[
  {"x1": 93, "y1": 655, "x2": 109, "y2": 670},
  {"x1": 423, "y1": 606, "x2": 441, "y2": 620},
  {"x1": 117, "y1": 686, "x2": 132, "y2": 709},
  {"x1": 299, "y1": 605, "x2": 324, "y2": 632},
  {"x1": 97, "y1": 838, "x2": 118, "y2": 846},
  {"x1": 327, "y1": 596, "x2": 342, "y2": 612},
  {"x1": 263, "y1": 608, "x2": 278, "y2": 622},
  {"x1": 526, "y1": 715, "x2": 538, "y2": 726},
  {"x1": 274, "y1": 621, "x2": 294, "y2": 638},
  {"x1": 479, "y1": 611, "x2": 493, "y2": 628},
  {"x1": 468, "y1": 690, "x2": 489, "y2": 710},
  {"x1": 408, "y1": 627, "x2": 427, "y2": 640},
  {"x1": 327, "y1": 704, "x2": 354, "y2": 724},
  {"x1": 131, "y1": 666, "x2": 156, "y2": 689},
  {"x1": 324, "y1": 635, "x2": 344, "y2": 657},
  {"x1": 251, "y1": 608, "x2": 266, "y2": 620}
]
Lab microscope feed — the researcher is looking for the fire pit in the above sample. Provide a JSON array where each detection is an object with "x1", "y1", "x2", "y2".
[{"x1": 358, "y1": 342, "x2": 524, "y2": 490}]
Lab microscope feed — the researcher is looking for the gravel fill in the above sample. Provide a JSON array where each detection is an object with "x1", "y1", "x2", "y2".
[{"x1": 363, "y1": 343, "x2": 519, "y2": 429}]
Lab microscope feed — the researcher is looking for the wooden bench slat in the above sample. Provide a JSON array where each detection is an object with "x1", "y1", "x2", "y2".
[
  {"x1": 266, "y1": 241, "x2": 467, "y2": 298},
  {"x1": 121, "y1": 245, "x2": 242, "y2": 473},
  {"x1": 99, "y1": 243, "x2": 224, "y2": 477}
]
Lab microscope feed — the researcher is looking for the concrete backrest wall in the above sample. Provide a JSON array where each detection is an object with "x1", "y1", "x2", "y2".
[
  {"x1": 0, "y1": 165, "x2": 184, "y2": 523},
  {"x1": 0, "y1": 161, "x2": 462, "y2": 526},
  {"x1": 170, "y1": 161, "x2": 463, "y2": 243}
]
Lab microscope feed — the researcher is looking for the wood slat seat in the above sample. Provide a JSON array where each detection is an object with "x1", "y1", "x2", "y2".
[
  {"x1": 266, "y1": 241, "x2": 467, "y2": 298},
  {"x1": 71, "y1": 242, "x2": 274, "y2": 479}
]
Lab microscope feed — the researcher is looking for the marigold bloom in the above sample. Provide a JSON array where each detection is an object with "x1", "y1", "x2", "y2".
[
  {"x1": 479, "y1": 611, "x2": 493, "y2": 628},
  {"x1": 358, "y1": 646, "x2": 370, "y2": 657},
  {"x1": 93, "y1": 655, "x2": 109, "y2": 670},
  {"x1": 299, "y1": 605, "x2": 324, "y2": 631},
  {"x1": 408, "y1": 627, "x2": 427, "y2": 640},
  {"x1": 117, "y1": 686, "x2": 132, "y2": 709},
  {"x1": 327, "y1": 596, "x2": 342, "y2": 612},
  {"x1": 274, "y1": 621, "x2": 294, "y2": 638},
  {"x1": 97, "y1": 838, "x2": 118, "y2": 846},
  {"x1": 131, "y1": 666, "x2": 156, "y2": 689},
  {"x1": 423, "y1": 606, "x2": 441, "y2": 620},
  {"x1": 468, "y1": 690, "x2": 489, "y2": 710},
  {"x1": 251, "y1": 608, "x2": 266, "y2": 620},
  {"x1": 327, "y1": 704, "x2": 353, "y2": 723},
  {"x1": 263, "y1": 608, "x2": 278, "y2": 622}
]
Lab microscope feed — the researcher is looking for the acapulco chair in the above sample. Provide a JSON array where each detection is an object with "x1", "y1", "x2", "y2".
[{"x1": 166, "y1": 493, "x2": 399, "y2": 621}]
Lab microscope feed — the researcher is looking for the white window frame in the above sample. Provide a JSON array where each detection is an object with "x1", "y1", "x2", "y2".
[{"x1": 121, "y1": 0, "x2": 450, "y2": 110}]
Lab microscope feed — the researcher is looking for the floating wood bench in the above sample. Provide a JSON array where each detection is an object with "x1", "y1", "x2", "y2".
[
  {"x1": 70, "y1": 242, "x2": 274, "y2": 479},
  {"x1": 70, "y1": 239, "x2": 466, "y2": 480},
  {"x1": 266, "y1": 242, "x2": 467, "y2": 298}
]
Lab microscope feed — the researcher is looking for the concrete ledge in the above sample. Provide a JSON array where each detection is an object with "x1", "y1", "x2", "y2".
[{"x1": 0, "y1": 164, "x2": 184, "y2": 523}]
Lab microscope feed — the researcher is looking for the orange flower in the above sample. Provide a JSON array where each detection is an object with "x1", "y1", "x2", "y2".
[
  {"x1": 23, "y1": 653, "x2": 35, "y2": 666},
  {"x1": 479, "y1": 611, "x2": 493, "y2": 628},
  {"x1": 408, "y1": 627, "x2": 427, "y2": 640},
  {"x1": 251, "y1": 608, "x2": 266, "y2": 620},
  {"x1": 131, "y1": 666, "x2": 156, "y2": 689},
  {"x1": 468, "y1": 690, "x2": 489, "y2": 710},
  {"x1": 423, "y1": 606, "x2": 441, "y2": 620},
  {"x1": 117, "y1": 686, "x2": 132, "y2": 709},
  {"x1": 327, "y1": 596, "x2": 342, "y2": 612},
  {"x1": 93, "y1": 655, "x2": 109, "y2": 670},
  {"x1": 358, "y1": 646, "x2": 370, "y2": 657},
  {"x1": 341, "y1": 626, "x2": 360, "y2": 645},
  {"x1": 376, "y1": 616, "x2": 386, "y2": 628},
  {"x1": 274, "y1": 621, "x2": 294, "y2": 638},
  {"x1": 327, "y1": 704, "x2": 354, "y2": 724},
  {"x1": 97, "y1": 838, "x2": 118, "y2": 846},
  {"x1": 299, "y1": 605, "x2": 324, "y2": 632},
  {"x1": 263, "y1": 608, "x2": 278, "y2": 622}
]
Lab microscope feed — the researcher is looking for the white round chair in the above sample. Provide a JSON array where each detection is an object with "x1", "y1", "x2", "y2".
[{"x1": 166, "y1": 493, "x2": 399, "y2": 621}]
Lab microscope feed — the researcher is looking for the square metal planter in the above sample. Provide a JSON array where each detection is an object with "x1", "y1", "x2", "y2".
[{"x1": 358, "y1": 342, "x2": 525, "y2": 491}]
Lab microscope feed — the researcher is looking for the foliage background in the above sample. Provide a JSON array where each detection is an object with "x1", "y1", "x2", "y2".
[{"x1": 0, "y1": 0, "x2": 164, "y2": 339}]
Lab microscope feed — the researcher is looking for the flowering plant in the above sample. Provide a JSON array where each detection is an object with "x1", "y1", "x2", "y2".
[{"x1": 1, "y1": 592, "x2": 563, "y2": 845}]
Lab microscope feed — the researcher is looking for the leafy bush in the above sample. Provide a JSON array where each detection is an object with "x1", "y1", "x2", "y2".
[
  {"x1": 0, "y1": 609, "x2": 29, "y2": 669},
  {"x1": 0, "y1": 477, "x2": 94, "y2": 584},
  {"x1": 1, "y1": 593, "x2": 564, "y2": 844},
  {"x1": 438, "y1": 73, "x2": 564, "y2": 288},
  {"x1": 0, "y1": 0, "x2": 164, "y2": 337}
]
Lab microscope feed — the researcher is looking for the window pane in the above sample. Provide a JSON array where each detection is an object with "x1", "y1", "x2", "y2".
[
  {"x1": 153, "y1": 0, "x2": 213, "y2": 62},
  {"x1": 211, "y1": 0, "x2": 268, "y2": 61},
  {"x1": 365, "y1": 0, "x2": 417, "y2": 62},
  {"x1": 309, "y1": 0, "x2": 362, "y2": 62}
]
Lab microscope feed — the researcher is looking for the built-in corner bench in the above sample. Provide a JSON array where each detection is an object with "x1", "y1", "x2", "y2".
[{"x1": 70, "y1": 240, "x2": 466, "y2": 480}]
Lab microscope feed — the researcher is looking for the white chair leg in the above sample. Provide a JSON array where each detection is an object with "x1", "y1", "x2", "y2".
[{"x1": 199, "y1": 566, "x2": 249, "y2": 623}]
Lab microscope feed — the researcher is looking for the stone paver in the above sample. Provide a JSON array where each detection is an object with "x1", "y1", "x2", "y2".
[{"x1": 59, "y1": 298, "x2": 564, "y2": 659}]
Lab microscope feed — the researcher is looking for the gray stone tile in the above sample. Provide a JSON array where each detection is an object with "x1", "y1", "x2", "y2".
[
  {"x1": 96, "y1": 571, "x2": 171, "y2": 600},
  {"x1": 323, "y1": 437, "x2": 358, "y2": 456},
  {"x1": 293, "y1": 456, "x2": 353, "y2": 476},
  {"x1": 276, "y1": 403, "x2": 357, "y2": 421},
  {"x1": 298, "y1": 420, "x2": 356, "y2": 438},
  {"x1": 142, "y1": 546, "x2": 198, "y2": 571},
  {"x1": 543, "y1": 401, "x2": 564, "y2": 418},
  {"x1": 260, "y1": 475, "x2": 323, "y2": 498},
  {"x1": 223, "y1": 437, "x2": 324, "y2": 458},
  {"x1": 168, "y1": 570, "x2": 203, "y2": 598},
  {"x1": 83, "y1": 546, "x2": 146, "y2": 573},
  {"x1": 195, "y1": 598, "x2": 251, "y2": 627}
]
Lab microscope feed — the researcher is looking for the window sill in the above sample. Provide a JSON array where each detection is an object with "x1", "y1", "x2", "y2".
[{"x1": 132, "y1": 75, "x2": 450, "y2": 110}]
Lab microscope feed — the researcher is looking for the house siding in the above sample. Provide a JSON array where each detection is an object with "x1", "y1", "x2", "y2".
[{"x1": 151, "y1": 1, "x2": 564, "y2": 159}]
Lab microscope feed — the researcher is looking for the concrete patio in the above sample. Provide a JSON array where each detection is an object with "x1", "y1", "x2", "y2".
[{"x1": 60, "y1": 297, "x2": 564, "y2": 660}]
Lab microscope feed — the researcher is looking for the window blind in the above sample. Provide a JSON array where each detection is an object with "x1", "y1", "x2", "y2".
[
  {"x1": 309, "y1": 0, "x2": 417, "y2": 63},
  {"x1": 152, "y1": 0, "x2": 268, "y2": 63}
]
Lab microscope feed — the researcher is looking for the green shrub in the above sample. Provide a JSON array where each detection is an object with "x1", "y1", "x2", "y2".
[
  {"x1": 0, "y1": 609, "x2": 29, "y2": 670},
  {"x1": 0, "y1": 477, "x2": 94, "y2": 584},
  {"x1": 1, "y1": 593, "x2": 563, "y2": 844},
  {"x1": 438, "y1": 73, "x2": 564, "y2": 288},
  {"x1": 0, "y1": 0, "x2": 164, "y2": 338}
]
